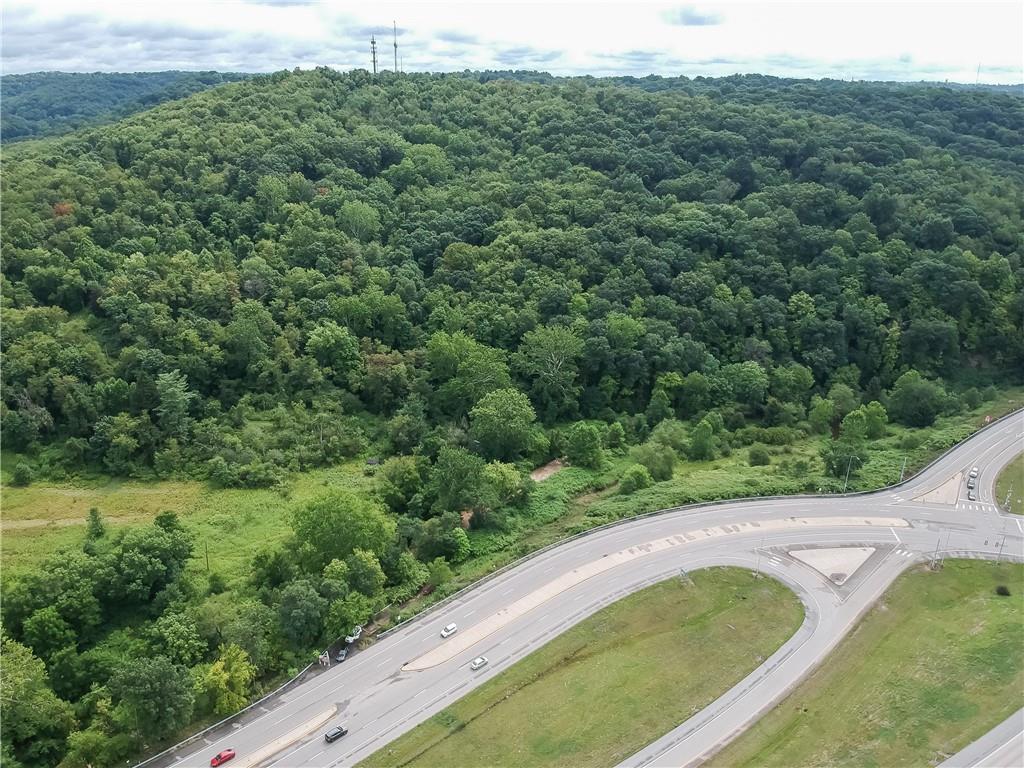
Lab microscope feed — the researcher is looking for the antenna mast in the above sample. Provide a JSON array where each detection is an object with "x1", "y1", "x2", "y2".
[
  {"x1": 370, "y1": 35, "x2": 378, "y2": 74},
  {"x1": 393, "y1": 21, "x2": 398, "y2": 73}
]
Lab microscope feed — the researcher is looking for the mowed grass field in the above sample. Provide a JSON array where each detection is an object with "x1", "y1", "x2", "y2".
[
  {"x1": 359, "y1": 568, "x2": 804, "y2": 768},
  {"x1": 707, "y1": 559, "x2": 1024, "y2": 768},
  {"x1": 996, "y1": 453, "x2": 1023, "y2": 515}
]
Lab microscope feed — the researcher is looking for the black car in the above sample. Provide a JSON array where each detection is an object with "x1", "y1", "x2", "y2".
[
  {"x1": 325, "y1": 725, "x2": 348, "y2": 743},
  {"x1": 334, "y1": 648, "x2": 348, "y2": 663}
]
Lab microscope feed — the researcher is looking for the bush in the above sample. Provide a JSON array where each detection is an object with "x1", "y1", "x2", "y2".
[
  {"x1": 748, "y1": 446, "x2": 771, "y2": 466},
  {"x1": 963, "y1": 387, "x2": 983, "y2": 410},
  {"x1": 898, "y1": 432, "x2": 923, "y2": 450},
  {"x1": 995, "y1": 585, "x2": 1011, "y2": 597},
  {"x1": 565, "y1": 422, "x2": 605, "y2": 469},
  {"x1": 648, "y1": 419, "x2": 689, "y2": 455},
  {"x1": 208, "y1": 572, "x2": 227, "y2": 595},
  {"x1": 11, "y1": 462, "x2": 34, "y2": 486},
  {"x1": 619, "y1": 464, "x2": 653, "y2": 494},
  {"x1": 629, "y1": 442, "x2": 675, "y2": 482}
]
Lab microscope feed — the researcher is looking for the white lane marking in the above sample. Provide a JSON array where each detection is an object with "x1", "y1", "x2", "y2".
[
  {"x1": 377, "y1": 656, "x2": 393, "y2": 668},
  {"x1": 1016, "y1": 519, "x2": 1023, "y2": 534},
  {"x1": 464, "y1": 609, "x2": 476, "y2": 618},
  {"x1": 501, "y1": 588, "x2": 515, "y2": 596},
  {"x1": 413, "y1": 690, "x2": 425, "y2": 698},
  {"x1": 890, "y1": 527, "x2": 902, "y2": 544}
]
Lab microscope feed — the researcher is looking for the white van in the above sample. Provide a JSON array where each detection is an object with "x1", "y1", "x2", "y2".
[{"x1": 440, "y1": 623, "x2": 458, "y2": 638}]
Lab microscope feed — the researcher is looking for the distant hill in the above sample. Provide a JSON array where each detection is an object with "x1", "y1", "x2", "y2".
[
  {"x1": 0, "y1": 70, "x2": 252, "y2": 142},
  {"x1": 471, "y1": 71, "x2": 1024, "y2": 178}
]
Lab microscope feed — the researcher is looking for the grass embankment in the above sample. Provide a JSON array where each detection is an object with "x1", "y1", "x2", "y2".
[
  {"x1": 996, "y1": 453, "x2": 1023, "y2": 515},
  {"x1": 708, "y1": 560, "x2": 1024, "y2": 768},
  {"x1": 360, "y1": 568, "x2": 804, "y2": 768}
]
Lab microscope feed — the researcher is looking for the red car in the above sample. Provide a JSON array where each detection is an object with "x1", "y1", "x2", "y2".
[{"x1": 210, "y1": 749, "x2": 236, "y2": 767}]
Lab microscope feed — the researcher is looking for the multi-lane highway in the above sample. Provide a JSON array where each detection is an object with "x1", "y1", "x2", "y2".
[{"x1": 159, "y1": 411, "x2": 1024, "y2": 768}]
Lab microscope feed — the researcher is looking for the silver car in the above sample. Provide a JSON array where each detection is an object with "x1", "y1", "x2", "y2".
[{"x1": 470, "y1": 656, "x2": 488, "y2": 671}]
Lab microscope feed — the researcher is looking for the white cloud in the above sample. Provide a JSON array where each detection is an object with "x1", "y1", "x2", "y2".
[{"x1": 1, "y1": 0, "x2": 1021, "y2": 83}]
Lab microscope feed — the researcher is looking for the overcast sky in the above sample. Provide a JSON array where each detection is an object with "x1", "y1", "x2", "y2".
[{"x1": 2, "y1": 0, "x2": 1021, "y2": 84}]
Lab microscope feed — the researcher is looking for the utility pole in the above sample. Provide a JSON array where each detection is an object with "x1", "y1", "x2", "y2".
[
  {"x1": 899, "y1": 456, "x2": 908, "y2": 483},
  {"x1": 843, "y1": 455, "x2": 861, "y2": 494},
  {"x1": 393, "y1": 21, "x2": 398, "y2": 73},
  {"x1": 205, "y1": 541, "x2": 210, "y2": 573},
  {"x1": 370, "y1": 35, "x2": 378, "y2": 75}
]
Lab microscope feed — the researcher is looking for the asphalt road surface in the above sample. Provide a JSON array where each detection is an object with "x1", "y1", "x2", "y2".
[
  {"x1": 939, "y1": 709, "x2": 1024, "y2": 768},
  {"x1": 161, "y1": 411, "x2": 1024, "y2": 768}
]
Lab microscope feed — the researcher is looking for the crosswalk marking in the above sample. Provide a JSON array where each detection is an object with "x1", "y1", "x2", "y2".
[
  {"x1": 955, "y1": 503, "x2": 996, "y2": 512},
  {"x1": 893, "y1": 548, "x2": 916, "y2": 558}
]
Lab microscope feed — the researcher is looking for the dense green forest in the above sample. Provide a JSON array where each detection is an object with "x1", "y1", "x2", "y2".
[
  {"x1": 1, "y1": 71, "x2": 251, "y2": 142},
  {"x1": 1, "y1": 68, "x2": 1022, "y2": 767}
]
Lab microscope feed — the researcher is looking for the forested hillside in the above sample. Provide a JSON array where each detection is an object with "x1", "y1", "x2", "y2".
[
  {"x1": 480, "y1": 71, "x2": 1024, "y2": 179},
  {"x1": 0, "y1": 71, "x2": 251, "y2": 142},
  {"x1": 1, "y1": 68, "x2": 1022, "y2": 767}
]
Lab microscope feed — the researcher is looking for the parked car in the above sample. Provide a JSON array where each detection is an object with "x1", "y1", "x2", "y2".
[
  {"x1": 470, "y1": 656, "x2": 488, "y2": 671},
  {"x1": 440, "y1": 622, "x2": 458, "y2": 638},
  {"x1": 325, "y1": 725, "x2": 348, "y2": 743},
  {"x1": 967, "y1": 477, "x2": 976, "y2": 489},
  {"x1": 345, "y1": 625, "x2": 363, "y2": 644},
  {"x1": 968, "y1": 489, "x2": 978, "y2": 501},
  {"x1": 969, "y1": 467, "x2": 979, "y2": 478},
  {"x1": 210, "y1": 749, "x2": 236, "y2": 767},
  {"x1": 334, "y1": 648, "x2": 348, "y2": 663}
]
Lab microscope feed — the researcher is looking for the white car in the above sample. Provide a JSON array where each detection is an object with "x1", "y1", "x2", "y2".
[
  {"x1": 440, "y1": 623, "x2": 458, "y2": 638},
  {"x1": 470, "y1": 656, "x2": 488, "y2": 671},
  {"x1": 969, "y1": 467, "x2": 979, "y2": 478}
]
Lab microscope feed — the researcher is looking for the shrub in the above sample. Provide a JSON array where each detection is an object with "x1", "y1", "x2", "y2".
[
  {"x1": 963, "y1": 387, "x2": 983, "y2": 410},
  {"x1": 995, "y1": 585, "x2": 1011, "y2": 597},
  {"x1": 748, "y1": 446, "x2": 771, "y2": 466},
  {"x1": 619, "y1": 464, "x2": 653, "y2": 494},
  {"x1": 208, "y1": 572, "x2": 227, "y2": 595},
  {"x1": 565, "y1": 422, "x2": 605, "y2": 468},
  {"x1": 629, "y1": 442, "x2": 675, "y2": 482},
  {"x1": 11, "y1": 462, "x2": 34, "y2": 486},
  {"x1": 648, "y1": 419, "x2": 689, "y2": 455},
  {"x1": 898, "y1": 433, "x2": 922, "y2": 450}
]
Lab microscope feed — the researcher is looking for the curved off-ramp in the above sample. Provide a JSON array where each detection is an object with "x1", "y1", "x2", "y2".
[{"x1": 156, "y1": 411, "x2": 1024, "y2": 768}]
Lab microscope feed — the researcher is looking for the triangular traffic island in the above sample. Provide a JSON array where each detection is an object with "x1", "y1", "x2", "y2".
[
  {"x1": 913, "y1": 472, "x2": 964, "y2": 506},
  {"x1": 788, "y1": 547, "x2": 876, "y2": 585}
]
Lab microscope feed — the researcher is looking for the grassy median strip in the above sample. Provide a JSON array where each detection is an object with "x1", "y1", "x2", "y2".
[
  {"x1": 359, "y1": 567, "x2": 803, "y2": 768},
  {"x1": 708, "y1": 559, "x2": 1024, "y2": 768},
  {"x1": 996, "y1": 453, "x2": 1023, "y2": 514}
]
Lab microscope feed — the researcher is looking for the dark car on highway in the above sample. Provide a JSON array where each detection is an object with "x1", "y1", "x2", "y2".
[{"x1": 325, "y1": 725, "x2": 348, "y2": 743}]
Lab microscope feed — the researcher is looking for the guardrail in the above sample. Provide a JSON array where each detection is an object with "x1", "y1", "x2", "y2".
[{"x1": 135, "y1": 406, "x2": 1021, "y2": 766}]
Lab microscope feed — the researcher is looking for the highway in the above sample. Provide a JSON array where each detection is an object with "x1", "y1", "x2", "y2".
[
  {"x1": 160, "y1": 411, "x2": 1024, "y2": 768},
  {"x1": 939, "y1": 710, "x2": 1024, "y2": 768}
]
